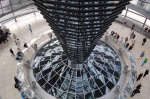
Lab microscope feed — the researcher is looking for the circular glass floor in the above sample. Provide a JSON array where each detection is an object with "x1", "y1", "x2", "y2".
[{"x1": 32, "y1": 39, "x2": 121, "y2": 99}]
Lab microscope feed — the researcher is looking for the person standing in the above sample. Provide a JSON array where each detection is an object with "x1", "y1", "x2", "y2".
[
  {"x1": 128, "y1": 45, "x2": 133, "y2": 51},
  {"x1": 16, "y1": 39, "x2": 20, "y2": 48},
  {"x1": 137, "y1": 73, "x2": 143, "y2": 81},
  {"x1": 144, "y1": 27, "x2": 148, "y2": 32},
  {"x1": 125, "y1": 37, "x2": 128, "y2": 44},
  {"x1": 13, "y1": 33, "x2": 17, "y2": 45},
  {"x1": 131, "y1": 88, "x2": 140, "y2": 97},
  {"x1": 132, "y1": 40, "x2": 135, "y2": 47},
  {"x1": 130, "y1": 31, "x2": 134, "y2": 39},
  {"x1": 21, "y1": 92, "x2": 26, "y2": 99},
  {"x1": 138, "y1": 51, "x2": 145, "y2": 60},
  {"x1": 29, "y1": 24, "x2": 32, "y2": 33},
  {"x1": 131, "y1": 24, "x2": 135, "y2": 31},
  {"x1": 141, "y1": 58, "x2": 148, "y2": 66},
  {"x1": 10, "y1": 48, "x2": 15, "y2": 56},
  {"x1": 143, "y1": 69, "x2": 149, "y2": 77},
  {"x1": 14, "y1": 82, "x2": 21, "y2": 91},
  {"x1": 136, "y1": 84, "x2": 142, "y2": 90},
  {"x1": 24, "y1": 42, "x2": 28, "y2": 48},
  {"x1": 14, "y1": 76, "x2": 20, "y2": 84},
  {"x1": 132, "y1": 34, "x2": 136, "y2": 39},
  {"x1": 126, "y1": 43, "x2": 129, "y2": 48},
  {"x1": 142, "y1": 38, "x2": 146, "y2": 45}
]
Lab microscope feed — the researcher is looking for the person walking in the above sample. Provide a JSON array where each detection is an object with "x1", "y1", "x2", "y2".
[
  {"x1": 137, "y1": 73, "x2": 143, "y2": 81},
  {"x1": 14, "y1": 82, "x2": 21, "y2": 91},
  {"x1": 131, "y1": 88, "x2": 140, "y2": 97},
  {"x1": 10, "y1": 48, "x2": 15, "y2": 56},
  {"x1": 21, "y1": 92, "x2": 26, "y2": 99},
  {"x1": 131, "y1": 24, "x2": 135, "y2": 31},
  {"x1": 16, "y1": 39, "x2": 20, "y2": 48},
  {"x1": 24, "y1": 42, "x2": 28, "y2": 48},
  {"x1": 126, "y1": 43, "x2": 129, "y2": 48},
  {"x1": 144, "y1": 27, "x2": 148, "y2": 32},
  {"x1": 138, "y1": 51, "x2": 145, "y2": 60},
  {"x1": 13, "y1": 33, "x2": 17, "y2": 45},
  {"x1": 14, "y1": 76, "x2": 20, "y2": 84},
  {"x1": 125, "y1": 37, "x2": 128, "y2": 44},
  {"x1": 128, "y1": 45, "x2": 133, "y2": 51},
  {"x1": 141, "y1": 58, "x2": 148, "y2": 66},
  {"x1": 142, "y1": 38, "x2": 146, "y2": 45},
  {"x1": 130, "y1": 31, "x2": 134, "y2": 39},
  {"x1": 132, "y1": 34, "x2": 136, "y2": 39},
  {"x1": 132, "y1": 40, "x2": 135, "y2": 47},
  {"x1": 29, "y1": 24, "x2": 32, "y2": 33},
  {"x1": 136, "y1": 84, "x2": 142, "y2": 90},
  {"x1": 143, "y1": 69, "x2": 149, "y2": 77}
]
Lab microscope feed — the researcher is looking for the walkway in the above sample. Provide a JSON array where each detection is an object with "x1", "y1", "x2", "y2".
[{"x1": 0, "y1": 12, "x2": 150, "y2": 99}]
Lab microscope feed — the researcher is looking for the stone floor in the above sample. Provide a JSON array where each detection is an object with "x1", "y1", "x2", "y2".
[{"x1": 0, "y1": 12, "x2": 150, "y2": 99}]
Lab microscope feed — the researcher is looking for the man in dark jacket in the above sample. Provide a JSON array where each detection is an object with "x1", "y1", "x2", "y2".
[
  {"x1": 143, "y1": 69, "x2": 149, "y2": 78},
  {"x1": 142, "y1": 38, "x2": 146, "y2": 45}
]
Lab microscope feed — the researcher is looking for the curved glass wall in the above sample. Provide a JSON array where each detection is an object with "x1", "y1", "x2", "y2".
[
  {"x1": 0, "y1": 0, "x2": 33, "y2": 15},
  {"x1": 119, "y1": 0, "x2": 150, "y2": 28}
]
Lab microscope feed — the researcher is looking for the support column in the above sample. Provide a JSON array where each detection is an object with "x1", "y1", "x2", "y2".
[
  {"x1": 143, "y1": 18, "x2": 147, "y2": 27},
  {"x1": 125, "y1": 7, "x2": 128, "y2": 18}
]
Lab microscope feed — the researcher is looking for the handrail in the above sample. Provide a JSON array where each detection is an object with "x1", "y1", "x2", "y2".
[{"x1": 106, "y1": 35, "x2": 137, "y2": 99}]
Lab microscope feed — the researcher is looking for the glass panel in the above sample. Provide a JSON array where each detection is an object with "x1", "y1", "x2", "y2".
[
  {"x1": 1, "y1": 0, "x2": 10, "y2": 7},
  {"x1": 11, "y1": 0, "x2": 20, "y2": 5},
  {"x1": 2, "y1": 6, "x2": 12, "y2": 13}
]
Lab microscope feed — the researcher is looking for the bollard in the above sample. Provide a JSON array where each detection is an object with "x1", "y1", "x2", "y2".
[
  {"x1": 115, "y1": 85, "x2": 120, "y2": 93},
  {"x1": 25, "y1": 61, "x2": 30, "y2": 67},
  {"x1": 32, "y1": 81, "x2": 37, "y2": 88},
  {"x1": 32, "y1": 44, "x2": 38, "y2": 51},
  {"x1": 124, "y1": 65, "x2": 130, "y2": 73}
]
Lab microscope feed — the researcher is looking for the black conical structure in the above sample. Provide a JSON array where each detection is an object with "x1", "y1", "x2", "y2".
[{"x1": 32, "y1": 0, "x2": 130, "y2": 64}]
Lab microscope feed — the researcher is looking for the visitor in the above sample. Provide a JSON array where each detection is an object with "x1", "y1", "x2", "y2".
[
  {"x1": 148, "y1": 28, "x2": 150, "y2": 34},
  {"x1": 128, "y1": 45, "x2": 133, "y2": 51},
  {"x1": 125, "y1": 37, "x2": 128, "y2": 44},
  {"x1": 131, "y1": 24, "x2": 135, "y2": 31},
  {"x1": 14, "y1": 76, "x2": 20, "y2": 84},
  {"x1": 130, "y1": 31, "x2": 134, "y2": 39},
  {"x1": 14, "y1": 82, "x2": 21, "y2": 91},
  {"x1": 10, "y1": 48, "x2": 15, "y2": 56},
  {"x1": 143, "y1": 69, "x2": 149, "y2": 78},
  {"x1": 111, "y1": 31, "x2": 114, "y2": 36},
  {"x1": 17, "y1": 48, "x2": 21, "y2": 53},
  {"x1": 24, "y1": 42, "x2": 28, "y2": 48},
  {"x1": 16, "y1": 39, "x2": 20, "y2": 48},
  {"x1": 144, "y1": 27, "x2": 148, "y2": 32},
  {"x1": 142, "y1": 38, "x2": 146, "y2": 45},
  {"x1": 138, "y1": 51, "x2": 145, "y2": 60},
  {"x1": 13, "y1": 33, "x2": 17, "y2": 45},
  {"x1": 137, "y1": 73, "x2": 143, "y2": 81},
  {"x1": 131, "y1": 88, "x2": 140, "y2": 97},
  {"x1": 120, "y1": 37, "x2": 123, "y2": 43},
  {"x1": 132, "y1": 40, "x2": 135, "y2": 47},
  {"x1": 126, "y1": 43, "x2": 129, "y2": 48},
  {"x1": 29, "y1": 24, "x2": 32, "y2": 33},
  {"x1": 132, "y1": 34, "x2": 136, "y2": 39},
  {"x1": 141, "y1": 58, "x2": 148, "y2": 66},
  {"x1": 21, "y1": 92, "x2": 26, "y2": 99},
  {"x1": 136, "y1": 84, "x2": 142, "y2": 90},
  {"x1": 116, "y1": 34, "x2": 120, "y2": 41}
]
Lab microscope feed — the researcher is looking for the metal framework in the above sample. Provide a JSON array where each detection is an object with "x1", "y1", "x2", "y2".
[{"x1": 32, "y1": 0, "x2": 130, "y2": 64}]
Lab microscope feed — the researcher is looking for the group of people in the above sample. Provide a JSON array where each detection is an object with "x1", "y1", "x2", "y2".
[
  {"x1": 10, "y1": 33, "x2": 28, "y2": 62},
  {"x1": 0, "y1": 28, "x2": 11, "y2": 44},
  {"x1": 14, "y1": 76, "x2": 28, "y2": 99},
  {"x1": 131, "y1": 69, "x2": 149, "y2": 97},
  {"x1": 110, "y1": 30, "x2": 135, "y2": 51}
]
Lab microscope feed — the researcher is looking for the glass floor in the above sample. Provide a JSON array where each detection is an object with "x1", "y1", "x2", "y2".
[{"x1": 32, "y1": 39, "x2": 121, "y2": 99}]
